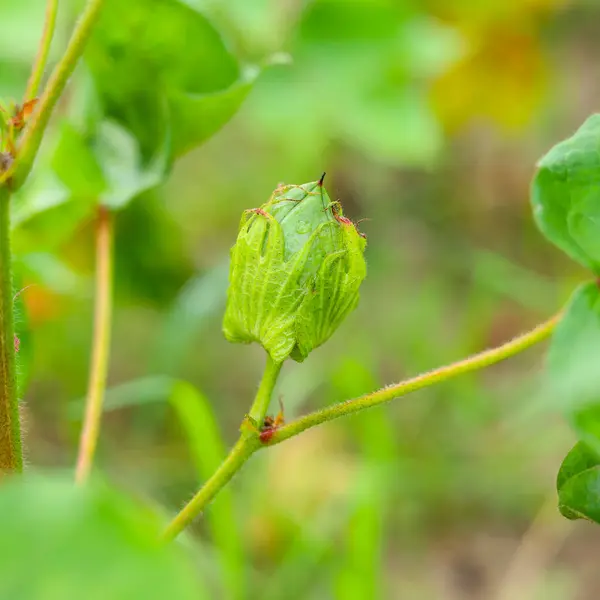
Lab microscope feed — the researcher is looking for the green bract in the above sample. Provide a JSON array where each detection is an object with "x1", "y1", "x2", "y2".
[{"x1": 223, "y1": 179, "x2": 367, "y2": 363}]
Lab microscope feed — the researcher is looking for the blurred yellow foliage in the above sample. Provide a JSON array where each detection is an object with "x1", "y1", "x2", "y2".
[{"x1": 428, "y1": 0, "x2": 569, "y2": 132}]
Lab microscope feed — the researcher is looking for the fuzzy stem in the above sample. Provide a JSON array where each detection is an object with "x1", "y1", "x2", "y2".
[
  {"x1": 5, "y1": 0, "x2": 105, "y2": 189},
  {"x1": 269, "y1": 313, "x2": 561, "y2": 445},
  {"x1": 75, "y1": 205, "x2": 113, "y2": 484},
  {"x1": 248, "y1": 354, "x2": 282, "y2": 425},
  {"x1": 161, "y1": 313, "x2": 560, "y2": 542},
  {"x1": 161, "y1": 437, "x2": 259, "y2": 542},
  {"x1": 161, "y1": 354, "x2": 282, "y2": 541},
  {"x1": 24, "y1": 0, "x2": 59, "y2": 102},
  {"x1": 0, "y1": 187, "x2": 22, "y2": 473}
]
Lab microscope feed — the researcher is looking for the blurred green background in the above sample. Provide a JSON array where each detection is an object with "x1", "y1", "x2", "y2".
[{"x1": 2, "y1": 0, "x2": 600, "y2": 598}]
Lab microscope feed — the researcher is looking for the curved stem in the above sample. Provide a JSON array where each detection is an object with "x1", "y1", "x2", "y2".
[
  {"x1": 75, "y1": 205, "x2": 114, "y2": 484},
  {"x1": 161, "y1": 353, "x2": 282, "y2": 542},
  {"x1": 161, "y1": 312, "x2": 560, "y2": 542},
  {"x1": 5, "y1": 0, "x2": 105, "y2": 189},
  {"x1": 269, "y1": 313, "x2": 561, "y2": 445},
  {"x1": 0, "y1": 187, "x2": 22, "y2": 473},
  {"x1": 24, "y1": 0, "x2": 59, "y2": 102},
  {"x1": 248, "y1": 354, "x2": 282, "y2": 424},
  {"x1": 161, "y1": 436, "x2": 259, "y2": 542}
]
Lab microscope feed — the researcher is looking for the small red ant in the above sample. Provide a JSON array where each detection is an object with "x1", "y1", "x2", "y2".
[
  {"x1": 259, "y1": 396, "x2": 285, "y2": 443},
  {"x1": 327, "y1": 201, "x2": 368, "y2": 240},
  {"x1": 245, "y1": 207, "x2": 270, "y2": 218}
]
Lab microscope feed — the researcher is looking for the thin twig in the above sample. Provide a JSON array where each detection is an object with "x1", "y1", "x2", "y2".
[
  {"x1": 269, "y1": 313, "x2": 561, "y2": 445},
  {"x1": 75, "y1": 205, "x2": 114, "y2": 484},
  {"x1": 161, "y1": 312, "x2": 561, "y2": 541},
  {"x1": 24, "y1": 0, "x2": 59, "y2": 102},
  {"x1": 3, "y1": 0, "x2": 105, "y2": 189}
]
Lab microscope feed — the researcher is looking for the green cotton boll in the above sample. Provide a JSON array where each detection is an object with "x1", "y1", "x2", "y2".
[{"x1": 222, "y1": 178, "x2": 367, "y2": 363}]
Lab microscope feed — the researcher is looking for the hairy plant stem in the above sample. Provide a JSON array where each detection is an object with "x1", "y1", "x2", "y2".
[
  {"x1": 0, "y1": 187, "x2": 22, "y2": 473},
  {"x1": 162, "y1": 313, "x2": 560, "y2": 541},
  {"x1": 24, "y1": 0, "x2": 59, "y2": 102},
  {"x1": 3, "y1": 0, "x2": 105, "y2": 189},
  {"x1": 75, "y1": 205, "x2": 114, "y2": 484},
  {"x1": 161, "y1": 354, "x2": 282, "y2": 541},
  {"x1": 248, "y1": 354, "x2": 282, "y2": 425},
  {"x1": 269, "y1": 313, "x2": 561, "y2": 445}
]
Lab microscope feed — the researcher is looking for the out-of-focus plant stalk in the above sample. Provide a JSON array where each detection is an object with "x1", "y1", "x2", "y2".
[
  {"x1": 24, "y1": 0, "x2": 59, "y2": 102},
  {"x1": 75, "y1": 205, "x2": 114, "y2": 485},
  {"x1": 3, "y1": 0, "x2": 105, "y2": 189},
  {"x1": 162, "y1": 311, "x2": 560, "y2": 542},
  {"x1": 0, "y1": 187, "x2": 22, "y2": 473}
]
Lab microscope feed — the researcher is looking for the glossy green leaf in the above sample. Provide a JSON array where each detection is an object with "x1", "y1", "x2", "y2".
[
  {"x1": 86, "y1": 0, "x2": 254, "y2": 159},
  {"x1": 532, "y1": 114, "x2": 600, "y2": 271},
  {"x1": 0, "y1": 473, "x2": 205, "y2": 599},
  {"x1": 556, "y1": 442, "x2": 600, "y2": 522},
  {"x1": 557, "y1": 441, "x2": 600, "y2": 492},
  {"x1": 547, "y1": 282, "x2": 600, "y2": 453}
]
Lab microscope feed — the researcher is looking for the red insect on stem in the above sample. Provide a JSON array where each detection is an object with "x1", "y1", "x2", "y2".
[
  {"x1": 259, "y1": 397, "x2": 285, "y2": 443},
  {"x1": 328, "y1": 201, "x2": 368, "y2": 239}
]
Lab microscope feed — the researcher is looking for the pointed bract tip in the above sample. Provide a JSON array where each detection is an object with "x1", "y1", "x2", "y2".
[{"x1": 318, "y1": 172, "x2": 326, "y2": 186}]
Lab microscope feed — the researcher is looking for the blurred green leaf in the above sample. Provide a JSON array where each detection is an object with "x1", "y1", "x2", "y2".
[
  {"x1": 93, "y1": 120, "x2": 169, "y2": 210},
  {"x1": 12, "y1": 116, "x2": 168, "y2": 240},
  {"x1": 169, "y1": 66, "x2": 259, "y2": 157},
  {"x1": 154, "y1": 263, "x2": 229, "y2": 375},
  {"x1": 547, "y1": 282, "x2": 600, "y2": 453},
  {"x1": 532, "y1": 114, "x2": 600, "y2": 272},
  {"x1": 11, "y1": 169, "x2": 72, "y2": 231},
  {"x1": 114, "y1": 192, "x2": 194, "y2": 305},
  {"x1": 557, "y1": 441, "x2": 600, "y2": 492},
  {"x1": 70, "y1": 378, "x2": 245, "y2": 599},
  {"x1": 51, "y1": 122, "x2": 106, "y2": 199},
  {"x1": 53, "y1": 118, "x2": 168, "y2": 211},
  {"x1": 248, "y1": 3, "x2": 454, "y2": 167},
  {"x1": 0, "y1": 472, "x2": 205, "y2": 599},
  {"x1": 86, "y1": 0, "x2": 254, "y2": 159},
  {"x1": 556, "y1": 442, "x2": 600, "y2": 522},
  {"x1": 170, "y1": 381, "x2": 246, "y2": 600}
]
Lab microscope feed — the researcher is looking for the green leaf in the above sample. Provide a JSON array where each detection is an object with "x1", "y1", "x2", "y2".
[
  {"x1": 68, "y1": 378, "x2": 245, "y2": 600},
  {"x1": 546, "y1": 282, "x2": 600, "y2": 453},
  {"x1": 10, "y1": 169, "x2": 72, "y2": 231},
  {"x1": 532, "y1": 114, "x2": 600, "y2": 271},
  {"x1": 0, "y1": 472, "x2": 206, "y2": 599},
  {"x1": 556, "y1": 442, "x2": 600, "y2": 522},
  {"x1": 169, "y1": 382, "x2": 246, "y2": 600},
  {"x1": 51, "y1": 121, "x2": 106, "y2": 199},
  {"x1": 153, "y1": 263, "x2": 229, "y2": 375},
  {"x1": 169, "y1": 67, "x2": 259, "y2": 157},
  {"x1": 86, "y1": 0, "x2": 254, "y2": 159},
  {"x1": 93, "y1": 120, "x2": 169, "y2": 210},
  {"x1": 557, "y1": 441, "x2": 600, "y2": 492}
]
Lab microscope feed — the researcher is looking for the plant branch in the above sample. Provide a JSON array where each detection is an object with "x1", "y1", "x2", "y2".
[
  {"x1": 248, "y1": 354, "x2": 282, "y2": 424},
  {"x1": 24, "y1": 0, "x2": 59, "y2": 102},
  {"x1": 161, "y1": 312, "x2": 560, "y2": 542},
  {"x1": 0, "y1": 187, "x2": 22, "y2": 473},
  {"x1": 75, "y1": 205, "x2": 114, "y2": 484},
  {"x1": 5, "y1": 0, "x2": 105, "y2": 189},
  {"x1": 161, "y1": 436, "x2": 259, "y2": 542},
  {"x1": 269, "y1": 313, "x2": 561, "y2": 445},
  {"x1": 161, "y1": 353, "x2": 282, "y2": 542}
]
